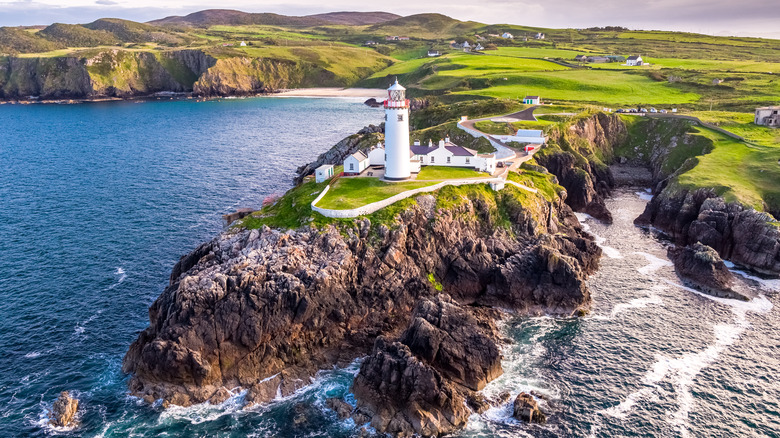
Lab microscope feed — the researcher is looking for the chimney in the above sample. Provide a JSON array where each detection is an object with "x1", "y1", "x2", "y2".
[
  {"x1": 428, "y1": 139, "x2": 433, "y2": 146},
  {"x1": 445, "y1": 136, "x2": 450, "y2": 143},
  {"x1": 438, "y1": 139, "x2": 445, "y2": 148}
]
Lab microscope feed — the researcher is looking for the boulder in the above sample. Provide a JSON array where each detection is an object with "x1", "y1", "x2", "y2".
[
  {"x1": 326, "y1": 397, "x2": 353, "y2": 420},
  {"x1": 512, "y1": 392, "x2": 546, "y2": 423},
  {"x1": 49, "y1": 391, "x2": 79, "y2": 428},
  {"x1": 668, "y1": 242, "x2": 748, "y2": 300}
]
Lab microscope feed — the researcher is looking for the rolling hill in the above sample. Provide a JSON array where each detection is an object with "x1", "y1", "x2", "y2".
[{"x1": 148, "y1": 10, "x2": 400, "y2": 27}]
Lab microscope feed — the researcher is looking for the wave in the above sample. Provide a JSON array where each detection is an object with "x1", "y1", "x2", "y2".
[
  {"x1": 636, "y1": 189, "x2": 653, "y2": 201},
  {"x1": 633, "y1": 251, "x2": 673, "y2": 275},
  {"x1": 575, "y1": 212, "x2": 623, "y2": 259},
  {"x1": 107, "y1": 266, "x2": 127, "y2": 290}
]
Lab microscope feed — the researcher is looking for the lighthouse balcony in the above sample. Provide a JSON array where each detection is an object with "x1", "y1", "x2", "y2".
[{"x1": 383, "y1": 99, "x2": 410, "y2": 109}]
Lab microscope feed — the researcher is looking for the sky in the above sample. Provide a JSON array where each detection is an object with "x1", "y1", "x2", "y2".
[{"x1": 1, "y1": 0, "x2": 779, "y2": 39}]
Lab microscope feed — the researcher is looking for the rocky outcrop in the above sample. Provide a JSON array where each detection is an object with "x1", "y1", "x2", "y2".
[
  {"x1": 535, "y1": 113, "x2": 627, "y2": 223},
  {"x1": 637, "y1": 188, "x2": 780, "y2": 276},
  {"x1": 293, "y1": 124, "x2": 384, "y2": 184},
  {"x1": 351, "y1": 295, "x2": 502, "y2": 435},
  {"x1": 513, "y1": 392, "x2": 546, "y2": 423},
  {"x1": 122, "y1": 183, "x2": 600, "y2": 436},
  {"x1": 49, "y1": 391, "x2": 79, "y2": 428},
  {"x1": 667, "y1": 242, "x2": 749, "y2": 300}
]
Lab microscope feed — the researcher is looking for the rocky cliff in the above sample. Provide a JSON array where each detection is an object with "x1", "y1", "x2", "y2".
[
  {"x1": 533, "y1": 112, "x2": 627, "y2": 223},
  {"x1": 0, "y1": 47, "x2": 388, "y2": 100},
  {"x1": 123, "y1": 177, "x2": 600, "y2": 435}
]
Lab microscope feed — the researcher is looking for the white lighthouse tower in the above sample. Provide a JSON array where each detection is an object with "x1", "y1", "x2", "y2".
[{"x1": 383, "y1": 79, "x2": 411, "y2": 181}]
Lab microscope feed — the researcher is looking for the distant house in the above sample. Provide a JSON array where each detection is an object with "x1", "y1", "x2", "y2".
[
  {"x1": 523, "y1": 96, "x2": 541, "y2": 105},
  {"x1": 501, "y1": 32, "x2": 514, "y2": 39},
  {"x1": 386, "y1": 36, "x2": 399, "y2": 41},
  {"x1": 588, "y1": 56, "x2": 609, "y2": 63},
  {"x1": 364, "y1": 40, "x2": 377, "y2": 46},
  {"x1": 574, "y1": 54, "x2": 588, "y2": 62},
  {"x1": 344, "y1": 151, "x2": 369, "y2": 175},
  {"x1": 474, "y1": 43, "x2": 484, "y2": 51},
  {"x1": 712, "y1": 78, "x2": 724, "y2": 85},
  {"x1": 239, "y1": 41, "x2": 247, "y2": 47},
  {"x1": 398, "y1": 36, "x2": 410, "y2": 41},
  {"x1": 535, "y1": 32, "x2": 545, "y2": 39},
  {"x1": 427, "y1": 50, "x2": 441, "y2": 57},
  {"x1": 626, "y1": 55, "x2": 643, "y2": 66},
  {"x1": 315, "y1": 164, "x2": 334, "y2": 183},
  {"x1": 755, "y1": 106, "x2": 780, "y2": 127}
]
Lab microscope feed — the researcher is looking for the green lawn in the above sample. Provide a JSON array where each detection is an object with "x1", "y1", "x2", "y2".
[
  {"x1": 454, "y1": 69, "x2": 700, "y2": 105},
  {"x1": 416, "y1": 166, "x2": 489, "y2": 180},
  {"x1": 689, "y1": 111, "x2": 780, "y2": 147},
  {"x1": 316, "y1": 178, "x2": 436, "y2": 209},
  {"x1": 474, "y1": 120, "x2": 514, "y2": 135},
  {"x1": 673, "y1": 127, "x2": 780, "y2": 212}
]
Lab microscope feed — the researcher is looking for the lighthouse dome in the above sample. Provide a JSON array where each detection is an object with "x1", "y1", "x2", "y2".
[{"x1": 388, "y1": 79, "x2": 406, "y2": 91}]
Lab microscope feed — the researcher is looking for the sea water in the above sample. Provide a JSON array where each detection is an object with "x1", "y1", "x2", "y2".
[{"x1": 1, "y1": 99, "x2": 778, "y2": 437}]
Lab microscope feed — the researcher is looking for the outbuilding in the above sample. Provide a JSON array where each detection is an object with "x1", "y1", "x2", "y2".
[
  {"x1": 315, "y1": 164, "x2": 334, "y2": 183},
  {"x1": 523, "y1": 96, "x2": 541, "y2": 105},
  {"x1": 344, "y1": 151, "x2": 369, "y2": 175}
]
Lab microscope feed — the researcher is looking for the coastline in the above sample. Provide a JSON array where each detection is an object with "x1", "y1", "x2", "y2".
[{"x1": 0, "y1": 88, "x2": 387, "y2": 106}]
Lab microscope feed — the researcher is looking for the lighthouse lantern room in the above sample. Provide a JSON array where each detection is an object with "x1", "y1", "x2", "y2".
[{"x1": 383, "y1": 80, "x2": 411, "y2": 180}]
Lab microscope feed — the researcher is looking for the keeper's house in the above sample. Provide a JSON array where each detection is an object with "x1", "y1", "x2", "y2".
[{"x1": 343, "y1": 151, "x2": 369, "y2": 176}]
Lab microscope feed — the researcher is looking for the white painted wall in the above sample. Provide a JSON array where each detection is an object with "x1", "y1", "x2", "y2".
[
  {"x1": 368, "y1": 148, "x2": 385, "y2": 166},
  {"x1": 385, "y1": 107, "x2": 411, "y2": 180},
  {"x1": 315, "y1": 165, "x2": 334, "y2": 183},
  {"x1": 344, "y1": 156, "x2": 368, "y2": 174}
]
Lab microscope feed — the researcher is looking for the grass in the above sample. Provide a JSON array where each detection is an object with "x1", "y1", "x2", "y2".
[
  {"x1": 316, "y1": 177, "x2": 437, "y2": 210},
  {"x1": 454, "y1": 69, "x2": 701, "y2": 105},
  {"x1": 673, "y1": 126, "x2": 780, "y2": 212},
  {"x1": 474, "y1": 120, "x2": 515, "y2": 135},
  {"x1": 416, "y1": 166, "x2": 489, "y2": 180},
  {"x1": 688, "y1": 111, "x2": 780, "y2": 146}
]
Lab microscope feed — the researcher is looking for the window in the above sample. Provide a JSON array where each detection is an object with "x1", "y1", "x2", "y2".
[
  {"x1": 446, "y1": 156, "x2": 451, "y2": 164},
  {"x1": 397, "y1": 114, "x2": 404, "y2": 122},
  {"x1": 349, "y1": 163, "x2": 354, "y2": 170},
  {"x1": 384, "y1": 114, "x2": 388, "y2": 121},
  {"x1": 431, "y1": 156, "x2": 435, "y2": 163},
  {"x1": 466, "y1": 158, "x2": 470, "y2": 164}
]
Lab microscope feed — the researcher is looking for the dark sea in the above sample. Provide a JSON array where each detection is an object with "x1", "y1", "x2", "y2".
[{"x1": 0, "y1": 98, "x2": 778, "y2": 438}]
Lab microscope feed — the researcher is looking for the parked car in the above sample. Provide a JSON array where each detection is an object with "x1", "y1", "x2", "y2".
[
  {"x1": 497, "y1": 162, "x2": 505, "y2": 168},
  {"x1": 660, "y1": 109, "x2": 667, "y2": 114},
  {"x1": 649, "y1": 107, "x2": 658, "y2": 113}
]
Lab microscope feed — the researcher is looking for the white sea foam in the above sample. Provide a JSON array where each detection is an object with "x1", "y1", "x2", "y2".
[
  {"x1": 633, "y1": 251, "x2": 673, "y2": 275},
  {"x1": 610, "y1": 294, "x2": 664, "y2": 317},
  {"x1": 576, "y1": 213, "x2": 623, "y2": 258},
  {"x1": 158, "y1": 388, "x2": 248, "y2": 425},
  {"x1": 636, "y1": 190, "x2": 653, "y2": 201},
  {"x1": 107, "y1": 267, "x2": 127, "y2": 290},
  {"x1": 24, "y1": 352, "x2": 41, "y2": 359},
  {"x1": 731, "y1": 269, "x2": 780, "y2": 292},
  {"x1": 664, "y1": 280, "x2": 774, "y2": 314}
]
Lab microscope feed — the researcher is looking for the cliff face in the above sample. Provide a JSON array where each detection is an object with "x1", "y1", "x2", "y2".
[
  {"x1": 0, "y1": 48, "x2": 385, "y2": 100},
  {"x1": 534, "y1": 113, "x2": 627, "y2": 223},
  {"x1": 122, "y1": 184, "x2": 600, "y2": 435}
]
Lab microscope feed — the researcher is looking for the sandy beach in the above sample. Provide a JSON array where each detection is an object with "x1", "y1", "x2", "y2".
[{"x1": 273, "y1": 87, "x2": 387, "y2": 99}]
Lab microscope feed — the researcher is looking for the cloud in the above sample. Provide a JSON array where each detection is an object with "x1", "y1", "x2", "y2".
[{"x1": 95, "y1": 0, "x2": 118, "y2": 5}]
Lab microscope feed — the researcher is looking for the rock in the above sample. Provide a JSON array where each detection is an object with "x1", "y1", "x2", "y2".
[
  {"x1": 351, "y1": 337, "x2": 470, "y2": 437},
  {"x1": 466, "y1": 393, "x2": 490, "y2": 414},
  {"x1": 364, "y1": 98, "x2": 382, "y2": 108},
  {"x1": 400, "y1": 295, "x2": 502, "y2": 391},
  {"x1": 491, "y1": 391, "x2": 511, "y2": 406},
  {"x1": 639, "y1": 189, "x2": 780, "y2": 276},
  {"x1": 208, "y1": 387, "x2": 232, "y2": 404},
  {"x1": 668, "y1": 243, "x2": 749, "y2": 300},
  {"x1": 326, "y1": 397, "x2": 353, "y2": 420},
  {"x1": 512, "y1": 392, "x2": 546, "y2": 423},
  {"x1": 49, "y1": 391, "x2": 79, "y2": 428},
  {"x1": 293, "y1": 125, "x2": 384, "y2": 184}
]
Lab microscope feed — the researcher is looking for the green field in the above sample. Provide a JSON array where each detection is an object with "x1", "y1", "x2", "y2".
[
  {"x1": 316, "y1": 178, "x2": 436, "y2": 209},
  {"x1": 416, "y1": 166, "x2": 488, "y2": 179},
  {"x1": 673, "y1": 127, "x2": 780, "y2": 211}
]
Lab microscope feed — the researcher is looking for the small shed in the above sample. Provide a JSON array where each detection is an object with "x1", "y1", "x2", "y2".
[
  {"x1": 315, "y1": 164, "x2": 334, "y2": 183},
  {"x1": 344, "y1": 151, "x2": 369, "y2": 175},
  {"x1": 523, "y1": 96, "x2": 541, "y2": 105}
]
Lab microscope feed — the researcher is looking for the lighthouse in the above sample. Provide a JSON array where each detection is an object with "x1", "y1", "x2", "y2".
[{"x1": 383, "y1": 79, "x2": 411, "y2": 180}]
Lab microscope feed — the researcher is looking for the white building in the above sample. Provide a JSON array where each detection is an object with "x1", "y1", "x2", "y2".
[
  {"x1": 493, "y1": 129, "x2": 545, "y2": 144},
  {"x1": 626, "y1": 55, "x2": 643, "y2": 66},
  {"x1": 755, "y1": 106, "x2": 780, "y2": 127},
  {"x1": 523, "y1": 96, "x2": 541, "y2": 105},
  {"x1": 315, "y1": 164, "x2": 334, "y2": 183},
  {"x1": 427, "y1": 50, "x2": 441, "y2": 57},
  {"x1": 383, "y1": 80, "x2": 412, "y2": 180},
  {"x1": 368, "y1": 143, "x2": 385, "y2": 166},
  {"x1": 344, "y1": 151, "x2": 369, "y2": 175},
  {"x1": 240, "y1": 41, "x2": 247, "y2": 47},
  {"x1": 411, "y1": 139, "x2": 496, "y2": 173},
  {"x1": 535, "y1": 32, "x2": 545, "y2": 39},
  {"x1": 501, "y1": 32, "x2": 514, "y2": 39}
]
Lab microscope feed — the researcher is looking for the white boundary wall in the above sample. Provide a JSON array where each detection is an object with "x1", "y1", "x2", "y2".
[{"x1": 312, "y1": 177, "x2": 505, "y2": 219}]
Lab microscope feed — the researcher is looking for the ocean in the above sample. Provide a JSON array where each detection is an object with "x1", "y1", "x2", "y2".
[{"x1": 0, "y1": 98, "x2": 778, "y2": 437}]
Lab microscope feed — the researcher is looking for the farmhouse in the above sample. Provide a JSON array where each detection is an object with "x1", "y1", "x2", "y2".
[
  {"x1": 344, "y1": 151, "x2": 369, "y2": 175},
  {"x1": 535, "y1": 33, "x2": 545, "y2": 39},
  {"x1": 315, "y1": 164, "x2": 334, "y2": 183},
  {"x1": 523, "y1": 96, "x2": 541, "y2": 105},
  {"x1": 626, "y1": 55, "x2": 643, "y2": 66},
  {"x1": 501, "y1": 32, "x2": 514, "y2": 39},
  {"x1": 755, "y1": 106, "x2": 780, "y2": 127},
  {"x1": 574, "y1": 54, "x2": 588, "y2": 62},
  {"x1": 427, "y1": 50, "x2": 441, "y2": 57}
]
